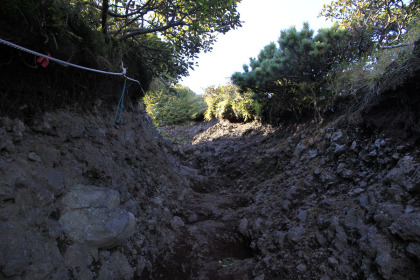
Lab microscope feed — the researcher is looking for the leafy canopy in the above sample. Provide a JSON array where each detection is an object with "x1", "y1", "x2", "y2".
[
  {"x1": 321, "y1": 0, "x2": 420, "y2": 49},
  {"x1": 69, "y1": 0, "x2": 242, "y2": 78}
]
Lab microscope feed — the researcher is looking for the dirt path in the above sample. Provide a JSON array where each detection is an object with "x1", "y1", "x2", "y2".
[{"x1": 154, "y1": 120, "x2": 278, "y2": 279}]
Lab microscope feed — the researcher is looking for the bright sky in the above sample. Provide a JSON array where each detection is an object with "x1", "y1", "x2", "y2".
[{"x1": 180, "y1": 0, "x2": 334, "y2": 95}]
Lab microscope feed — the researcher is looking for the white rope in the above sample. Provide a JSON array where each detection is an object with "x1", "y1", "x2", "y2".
[{"x1": 0, "y1": 37, "x2": 142, "y2": 86}]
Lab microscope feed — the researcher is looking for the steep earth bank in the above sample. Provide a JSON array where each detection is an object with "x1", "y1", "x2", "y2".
[{"x1": 0, "y1": 105, "x2": 191, "y2": 279}]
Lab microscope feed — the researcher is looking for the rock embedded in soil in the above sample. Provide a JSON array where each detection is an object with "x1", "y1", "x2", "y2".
[
  {"x1": 390, "y1": 213, "x2": 420, "y2": 242},
  {"x1": 287, "y1": 226, "x2": 306, "y2": 243},
  {"x1": 59, "y1": 185, "x2": 135, "y2": 248}
]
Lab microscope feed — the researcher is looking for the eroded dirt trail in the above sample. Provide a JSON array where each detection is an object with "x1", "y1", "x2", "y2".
[
  {"x1": 155, "y1": 117, "x2": 420, "y2": 280},
  {"x1": 155, "y1": 120, "x2": 278, "y2": 279},
  {"x1": 1, "y1": 109, "x2": 419, "y2": 279}
]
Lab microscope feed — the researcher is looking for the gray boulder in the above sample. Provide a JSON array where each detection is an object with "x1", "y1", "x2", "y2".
[
  {"x1": 59, "y1": 185, "x2": 135, "y2": 248},
  {"x1": 60, "y1": 184, "x2": 120, "y2": 212}
]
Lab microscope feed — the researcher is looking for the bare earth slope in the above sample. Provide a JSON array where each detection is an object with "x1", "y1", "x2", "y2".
[{"x1": 1, "y1": 87, "x2": 420, "y2": 279}]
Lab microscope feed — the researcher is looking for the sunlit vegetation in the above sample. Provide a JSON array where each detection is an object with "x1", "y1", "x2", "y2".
[
  {"x1": 144, "y1": 82, "x2": 206, "y2": 126},
  {"x1": 203, "y1": 83, "x2": 262, "y2": 122},
  {"x1": 229, "y1": 0, "x2": 420, "y2": 124}
]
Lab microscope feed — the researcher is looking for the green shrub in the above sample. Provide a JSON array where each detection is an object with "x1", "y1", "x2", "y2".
[
  {"x1": 203, "y1": 83, "x2": 260, "y2": 122},
  {"x1": 144, "y1": 82, "x2": 207, "y2": 126},
  {"x1": 231, "y1": 23, "x2": 361, "y2": 123}
]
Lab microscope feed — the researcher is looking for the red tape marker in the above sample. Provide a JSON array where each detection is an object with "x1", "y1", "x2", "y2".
[{"x1": 37, "y1": 52, "x2": 50, "y2": 68}]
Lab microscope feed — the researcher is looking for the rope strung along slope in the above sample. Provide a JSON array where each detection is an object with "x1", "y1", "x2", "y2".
[
  {"x1": 115, "y1": 77, "x2": 127, "y2": 124},
  {"x1": 0, "y1": 37, "x2": 145, "y2": 123}
]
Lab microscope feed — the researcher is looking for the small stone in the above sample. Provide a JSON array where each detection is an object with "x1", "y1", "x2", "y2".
[
  {"x1": 374, "y1": 139, "x2": 382, "y2": 148},
  {"x1": 308, "y1": 149, "x2": 318, "y2": 158},
  {"x1": 374, "y1": 203, "x2": 404, "y2": 228},
  {"x1": 28, "y1": 152, "x2": 42, "y2": 163},
  {"x1": 336, "y1": 163, "x2": 346, "y2": 174},
  {"x1": 297, "y1": 263, "x2": 307, "y2": 272},
  {"x1": 351, "y1": 188, "x2": 365, "y2": 195},
  {"x1": 334, "y1": 144, "x2": 345, "y2": 154},
  {"x1": 297, "y1": 209, "x2": 308, "y2": 222},
  {"x1": 342, "y1": 169, "x2": 353, "y2": 179},
  {"x1": 359, "y1": 194, "x2": 370, "y2": 210},
  {"x1": 315, "y1": 233, "x2": 326, "y2": 246},
  {"x1": 294, "y1": 142, "x2": 307, "y2": 157},
  {"x1": 170, "y1": 216, "x2": 184, "y2": 231},
  {"x1": 282, "y1": 200, "x2": 291, "y2": 210},
  {"x1": 287, "y1": 226, "x2": 306, "y2": 243},
  {"x1": 41, "y1": 169, "x2": 64, "y2": 195},
  {"x1": 98, "y1": 252, "x2": 134, "y2": 280},
  {"x1": 123, "y1": 199, "x2": 136, "y2": 213},
  {"x1": 328, "y1": 256, "x2": 339, "y2": 266},
  {"x1": 343, "y1": 208, "x2": 365, "y2": 229},
  {"x1": 331, "y1": 130, "x2": 343, "y2": 142},
  {"x1": 14, "y1": 176, "x2": 30, "y2": 188},
  {"x1": 238, "y1": 218, "x2": 248, "y2": 236},
  {"x1": 275, "y1": 231, "x2": 286, "y2": 247}
]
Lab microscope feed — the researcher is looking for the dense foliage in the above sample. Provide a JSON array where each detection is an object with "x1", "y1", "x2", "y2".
[
  {"x1": 67, "y1": 0, "x2": 242, "y2": 79},
  {"x1": 203, "y1": 83, "x2": 261, "y2": 122},
  {"x1": 232, "y1": 23, "x2": 358, "y2": 122},
  {"x1": 321, "y1": 0, "x2": 420, "y2": 51},
  {"x1": 231, "y1": 0, "x2": 420, "y2": 124},
  {"x1": 1, "y1": 0, "x2": 242, "y2": 82},
  {"x1": 144, "y1": 82, "x2": 206, "y2": 125}
]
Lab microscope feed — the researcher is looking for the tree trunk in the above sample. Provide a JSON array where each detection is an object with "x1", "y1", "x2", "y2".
[{"x1": 102, "y1": 0, "x2": 109, "y2": 35}]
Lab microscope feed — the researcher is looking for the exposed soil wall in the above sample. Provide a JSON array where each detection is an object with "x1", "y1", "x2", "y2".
[{"x1": 0, "y1": 106, "x2": 190, "y2": 279}]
